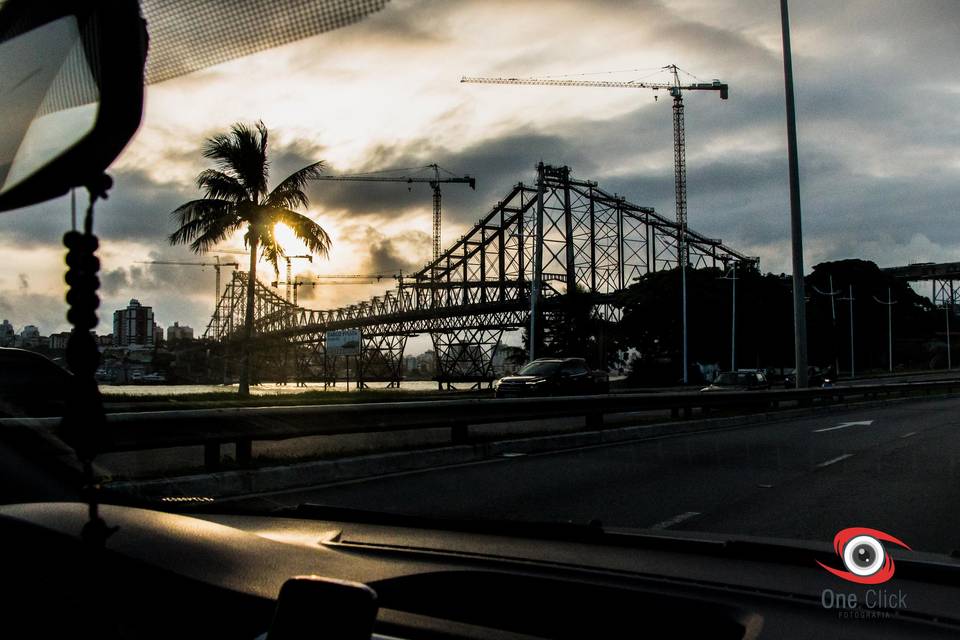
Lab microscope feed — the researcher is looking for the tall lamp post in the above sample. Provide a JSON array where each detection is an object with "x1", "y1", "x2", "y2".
[
  {"x1": 872, "y1": 287, "x2": 897, "y2": 372},
  {"x1": 947, "y1": 304, "x2": 953, "y2": 371},
  {"x1": 840, "y1": 285, "x2": 855, "y2": 378},
  {"x1": 719, "y1": 261, "x2": 738, "y2": 371},
  {"x1": 811, "y1": 274, "x2": 841, "y2": 376},
  {"x1": 780, "y1": 0, "x2": 809, "y2": 389}
]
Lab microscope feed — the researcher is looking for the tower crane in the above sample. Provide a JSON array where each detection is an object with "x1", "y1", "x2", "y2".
[
  {"x1": 270, "y1": 274, "x2": 401, "y2": 305},
  {"x1": 213, "y1": 249, "x2": 317, "y2": 302},
  {"x1": 461, "y1": 65, "x2": 727, "y2": 264},
  {"x1": 313, "y1": 164, "x2": 476, "y2": 261},
  {"x1": 462, "y1": 65, "x2": 728, "y2": 385},
  {"x1": 282, "y1": 255, "x2": 313, "y2": 303},
  {"x1": 135, "y1": 257, "x2": 239, "y2": 336}
]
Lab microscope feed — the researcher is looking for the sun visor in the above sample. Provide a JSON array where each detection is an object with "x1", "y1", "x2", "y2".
[{"x1": 0, "y1": 0, "x2": 146, "y2": 212}]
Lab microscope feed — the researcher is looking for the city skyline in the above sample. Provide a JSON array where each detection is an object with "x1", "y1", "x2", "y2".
[{"x1": 0, "y1": 0, "x2": 957, "y2": 336}]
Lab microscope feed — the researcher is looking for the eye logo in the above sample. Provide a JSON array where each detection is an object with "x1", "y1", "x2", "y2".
[{"x1": 817, "y1": 527, "x2": 911, "y2": 584}]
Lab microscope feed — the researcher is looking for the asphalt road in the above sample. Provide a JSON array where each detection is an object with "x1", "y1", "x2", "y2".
[{"x1": 229, "y1": 396, "x2": 960, "y2": 555}]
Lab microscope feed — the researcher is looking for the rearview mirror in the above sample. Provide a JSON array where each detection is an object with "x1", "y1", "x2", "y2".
[{"x1": 0, "y1": 0, "x2": 146, "y2": 212}]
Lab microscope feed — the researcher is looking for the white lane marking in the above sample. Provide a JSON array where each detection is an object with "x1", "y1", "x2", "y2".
[
  {"x1": 899, "y1": 431, "x2": 917, "y2": 439},
  {"x1": 813, "y1": 420, "x2": 874, "y2": 433},
  {"x1": 649, "y1": 511, "x2": 701, "y2": 530},
  {"x1": 816, "y1": 453, "x2": 853, "y2": 468},
  {"x1": 500, "y1": 452, "x2": 526, "y2": 457}
]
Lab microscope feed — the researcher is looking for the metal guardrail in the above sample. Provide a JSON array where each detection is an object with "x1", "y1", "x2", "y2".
[{"x1": 5, "y1": 378, "x2": 960, "y2": 471}]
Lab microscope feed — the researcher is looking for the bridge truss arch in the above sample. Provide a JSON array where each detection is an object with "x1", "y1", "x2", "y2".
[{"x1": 206, "y1": 164, "x2": 757, "y2": 387}]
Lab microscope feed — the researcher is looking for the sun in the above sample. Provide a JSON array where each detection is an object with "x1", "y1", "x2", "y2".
[{"x1": 273, "y1": 222, "x2": 305, "y2": 254}]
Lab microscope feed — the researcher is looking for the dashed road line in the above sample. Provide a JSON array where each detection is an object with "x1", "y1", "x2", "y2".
[
  {"x1": 649, "y1": 511, "x2": 701, "y2": 530},
  {"x1": 813, "y1": 420, "x2": 874, "y2": 433},
  {"x1": 816, "y1": 453, "x2": 853, "y2": 468}
]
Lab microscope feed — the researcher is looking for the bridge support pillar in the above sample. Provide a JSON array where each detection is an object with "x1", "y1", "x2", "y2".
[
  {"x1": 432, "y1": 329, "x2": 504, "y2": 389},
  {"x1": 357, "y1": 334, "x2": 408, "y2": 388}
]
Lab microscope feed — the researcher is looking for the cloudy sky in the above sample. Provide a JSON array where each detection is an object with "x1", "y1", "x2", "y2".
[{"x1": 1, "y1": 0, "x2": 958, "y2": 345}]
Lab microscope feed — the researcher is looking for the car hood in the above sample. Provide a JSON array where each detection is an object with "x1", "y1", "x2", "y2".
[
  {"x1": 700, "y1": 385, "x2": 749, "y2": 392},
  {"x1": 498, "y1": 375, "x2": 549, "y2": 384}
]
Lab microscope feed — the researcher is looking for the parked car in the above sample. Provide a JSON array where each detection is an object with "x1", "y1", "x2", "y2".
[
  {"x1": 494, "y1": 357, "x2": 609, "y2": 398},
  {"x1": 0, "y1": 348, "x2": 72, "y2": 417},
  {"x1": 782, "y1": 366, "x2": 829, "y2": 388},
  {"x1": 700, "y1": 370, "x2": 770, "y2": 392}
]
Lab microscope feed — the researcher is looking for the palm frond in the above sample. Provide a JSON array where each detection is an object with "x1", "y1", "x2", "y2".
[
  {"x1": 196, "y1": 169, "x2": 248, "y2": 202},
  {"x1": 255, "y1": 222, "x2": 284, "y2": 275},
  {"x1": 265, "y1": 160, "x2": 325, "y2": 210},
  {"x1": 168, "y1": 199, "x2": 236, "y2": 249},
  {"x1": 272, "y1": 208, "x2": 332, "y2": 258},
  {"x1": 187, "y1": 216, "x2": 246, "y2": 254},
  {"x1": 201, "y1": 121, "x2": 269, "y2": 200}
]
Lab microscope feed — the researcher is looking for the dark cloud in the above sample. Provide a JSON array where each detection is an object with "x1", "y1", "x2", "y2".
[
  {"x1": 100, "y1": 268, "x2": 130, "y2": 296},
  {"x1": 355, "y1": 225, "x2": 430, "y2": 275},
  {"x1": 101, "y1": 251, "x2": 231, "y2": 300},
  {"x1": 4, "y1": 0, "x2": 959, "y2": 333},
  {"x1": 0, "y1": 290, "x2": 69, "y2": 334},
  {"x1": 0, "y1": 167, "x2": 195, "y2": 247},
  {"x1": 269, "y1": 138, "x2": 329, "y2": 184}
]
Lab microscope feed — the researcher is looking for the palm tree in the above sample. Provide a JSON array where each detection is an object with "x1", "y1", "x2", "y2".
[{"x1": 169, "y1": 121, "x2": 330, "y2": 397}]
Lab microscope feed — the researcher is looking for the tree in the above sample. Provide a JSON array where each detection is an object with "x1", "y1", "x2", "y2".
[
  {"x1": 523, "y1": 285, "x2": 623, "y2": 370},
  {"x1": 169, "y1": 121, "x2": 331, "y2": 396}
]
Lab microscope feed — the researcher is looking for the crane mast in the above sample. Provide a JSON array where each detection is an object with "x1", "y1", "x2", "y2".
[
  {"x1": 461, "y1": 65, "x2": 727, "y2": 263},
  {"x1": 462, "y1": 64, "x2": 728, "y2": 384},
  {"x1": 283, "y1": 254, "x2": 313, "y2": 303},
  {"x1": 313, "y1": 164, "x2": 476, "y2": 262},
  {"x1": 135, "y1": 257, "x2": 239, "y2": 336}
]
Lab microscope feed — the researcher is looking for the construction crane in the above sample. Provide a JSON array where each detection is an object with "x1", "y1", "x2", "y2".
[
  {"x1": 462, "y1": 65, "x2": 728, "y2": 385},
  {"x1": 282, "y1": 255, "x2": 313, "y2": 303},
  {"x1": 135, "y1": 257, "x2": 239, "y2": 335},
  {"x1": 213, "y1": 248, "x2": 315, "y2": 302},
  {"x1": 270, "y1": 274, "x2": 400, "y2": 305},
  {"x1": 462, "y1": 65, "x2": 727, "y2": 262},
  {"x1": 313, "y1": 164, "x2": 476, "y2": 261}
]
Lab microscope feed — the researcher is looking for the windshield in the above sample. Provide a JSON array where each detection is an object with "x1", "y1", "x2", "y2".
[
  {"x1": 517, "y1": 361, "x2": 563, "y2": 376},
  {"x1": 2, "y1": 0, "x2": 959, "y2": 581}
]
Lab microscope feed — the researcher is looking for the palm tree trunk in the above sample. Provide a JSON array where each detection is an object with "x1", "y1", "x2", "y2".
[{"x1": 239, "y1": 228, "x2": 259, "y2": 397}]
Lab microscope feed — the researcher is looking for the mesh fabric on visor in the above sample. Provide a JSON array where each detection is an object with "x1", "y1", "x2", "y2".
[{"x1": 141, "y1": 0, "x2": 389, "y2": 84}]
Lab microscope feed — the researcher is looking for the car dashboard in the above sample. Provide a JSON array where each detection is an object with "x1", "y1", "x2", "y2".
[{"x1": 1, "y1": 502, "x2": 958, "y2": 639}]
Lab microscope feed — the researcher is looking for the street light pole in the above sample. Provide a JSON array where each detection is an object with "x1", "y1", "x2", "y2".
[
  {"x1": 947, "y1": 304, "x2": 953, "y2": 371},
  {"x1": 811, "y1": 275, "x2": 841, "y2": 376},
  {"x1": 840, "y1": 285, "x2": 855, "y2": 378},
  {"x1": 731, "y1": 262, "x2": 736, "y2": 371},
  {"x1": 529, "y1": 162, "x2": 546, "y2": 363},
  {"x1": 780, "y1": 0, "x2": 809, "y2": 389},
  {"x1": 681, "y1": 242, "x2": 688, "y2": 384},
  {"x1": 872, "y1": 287, "x2": 897, "y2": 373},
  {"x1": 720, "y1": 262, "x2": 738, "y2": 371}
]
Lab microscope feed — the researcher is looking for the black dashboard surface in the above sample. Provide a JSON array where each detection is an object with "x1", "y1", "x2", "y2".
[{"x1": 1, "y1": 502, "x2": 958, "y2": 639}]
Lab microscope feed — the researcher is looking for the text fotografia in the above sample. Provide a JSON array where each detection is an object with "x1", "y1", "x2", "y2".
[{"x1": 822, "y1": 588, "x2": 907, "y2": 619}]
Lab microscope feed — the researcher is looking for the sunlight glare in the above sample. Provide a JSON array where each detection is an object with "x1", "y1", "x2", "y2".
[{"x1": 273, "y1": 222, "x2": 306, "y2": 254}]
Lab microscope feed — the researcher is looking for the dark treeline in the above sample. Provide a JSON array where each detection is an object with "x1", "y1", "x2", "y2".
[{"x1": 534, "y1": 259, "x2": 951, "y2": 384}]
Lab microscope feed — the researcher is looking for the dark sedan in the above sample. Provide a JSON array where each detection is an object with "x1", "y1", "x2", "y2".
[
  {"x1": 700, "y1": 370, "x2": 771, "y2": 392},
  {"x1": 494, "y1": 358, "x2": 609, "y2": 398},
  {"x1": 0, "y1": 348, "x2": 72, "y2": 417}
]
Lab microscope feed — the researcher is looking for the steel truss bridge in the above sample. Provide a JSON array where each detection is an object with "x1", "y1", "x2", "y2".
[
  {"x1": 206, "y1": 164, "x2": 757, "y2": 387},
  {"x1": 884, "y1": 262, "x2": 960, "y2": 308}
]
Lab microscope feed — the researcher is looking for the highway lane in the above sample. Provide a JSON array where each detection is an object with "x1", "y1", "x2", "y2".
[{"x1": 229, "y1": 396, "x2": 960, "y2": 554}]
